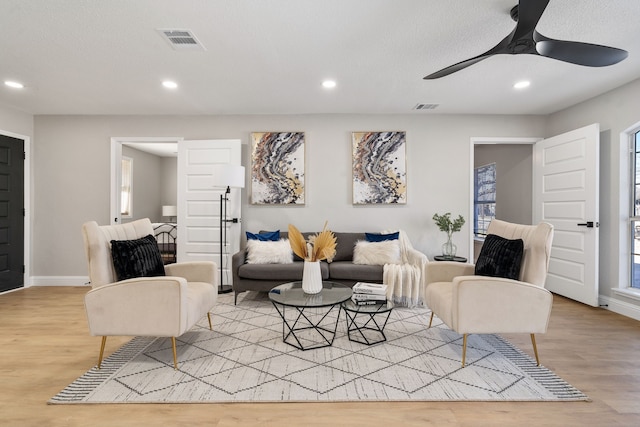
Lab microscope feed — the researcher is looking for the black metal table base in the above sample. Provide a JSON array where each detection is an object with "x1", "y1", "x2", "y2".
[
  {"x1": 344, "y1": 308, "x2": 392, "y2": 345},
  {"x1": 271, "y1": 302, "x2": 342, "y2": 350}
]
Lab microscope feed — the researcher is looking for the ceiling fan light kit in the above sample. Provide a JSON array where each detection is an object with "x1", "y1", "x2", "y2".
[{"x1": 424, "y1": 0, "x2": 628, "y2": 80}]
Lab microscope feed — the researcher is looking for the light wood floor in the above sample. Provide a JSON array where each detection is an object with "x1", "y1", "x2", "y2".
[{"x1": 1, "y1": 287, "x2": 640, "y2": 427}]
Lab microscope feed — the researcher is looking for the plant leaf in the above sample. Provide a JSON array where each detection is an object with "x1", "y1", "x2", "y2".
[
  {"x1": 288, "y1": 224, "x2": 307, "y2": 260},
  {"x1": 313, "y1": 229, "x2": 337, "y2": 261}
]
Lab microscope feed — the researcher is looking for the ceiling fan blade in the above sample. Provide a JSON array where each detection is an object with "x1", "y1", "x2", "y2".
[
  {"x1": 511, "y1": 0, "x2": 550, "y2": 40},
  {"x1": 424, "y1": 34, "x2": 513, "y2": 80},
  {"x1": 535, "y1": 32, "x2": 628, "y2": 67},
  {"x1": 423, "y1": 54, "x2": 494, "y2": 80}
]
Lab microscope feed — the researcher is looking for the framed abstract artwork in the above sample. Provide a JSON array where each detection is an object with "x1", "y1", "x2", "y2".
[
  {"x1": 352, "y1": 131, "x2": 407, "y2": 204},
  {"x1": 250, "y1": 132, "x2": 305, "y2": 204}
]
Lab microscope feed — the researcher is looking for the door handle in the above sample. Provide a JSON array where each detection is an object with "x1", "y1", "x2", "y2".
[{"x1": 577, "y1": 221, "x2": 597, "y2": 228}]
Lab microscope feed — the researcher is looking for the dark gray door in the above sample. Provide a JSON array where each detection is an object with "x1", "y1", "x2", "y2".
[{"x1": 0, "y1": 135, "x2": 24, "y2": 292}]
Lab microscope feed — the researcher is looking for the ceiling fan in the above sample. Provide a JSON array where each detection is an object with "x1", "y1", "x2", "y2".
[{"x1": 423, "y1": 0, "x2": 628, "y2": 80}]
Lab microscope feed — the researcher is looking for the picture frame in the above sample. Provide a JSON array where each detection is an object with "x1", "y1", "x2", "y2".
[
  {"x1": 352, "y1": 131, "x2": 406, "y2": 204},
  {"x1": 250, "y1": 132, "x2": 305, "y2": 204}
]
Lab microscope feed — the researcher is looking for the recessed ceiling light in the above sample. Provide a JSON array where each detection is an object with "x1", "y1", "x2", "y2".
[
  {"x1": 513, "y1": 80, "x2": 530, "y2": 89},
  {"x1": 4, "y1": 81, "x2": 24, "y2": 89},
  {"x1": 322, "y1": 80, "x2": 336, "y2": 89},
  {"x1": 162, "y1": 80, "x2": 178, "y2": 89}
]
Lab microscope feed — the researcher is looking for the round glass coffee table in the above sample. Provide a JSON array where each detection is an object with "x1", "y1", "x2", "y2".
[
  {"x1": 268, "y1": 281, "x2": 352, "y2": 350},
  {"x1": 342, "y1": 300, "x2": 393, "y2": 345}
]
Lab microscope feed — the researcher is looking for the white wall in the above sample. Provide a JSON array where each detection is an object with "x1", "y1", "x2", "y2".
[
  {"x1": 32, "y1": 113, "x2": 546, "y2": 277},
  {"x1": 161, "y1": 156, "x2": 177, "y2": 207},
  {"x1": 547, "y1": 78, "x2": 640, "y2": 317}
]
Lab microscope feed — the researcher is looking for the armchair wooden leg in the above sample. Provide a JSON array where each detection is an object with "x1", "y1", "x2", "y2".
[
  {"x1": 97, "y1": 336, "x2": 107, "y2": 369},
  {"x1": 171, "y1": 337, "x2": 178, "y2": 370},
  {"x1": 461, "y1": 334, "x2": 468, "y2": 367},
  {"x1": 531, "y1": 334, "x2": 541, "y2": 366},
  {"x1": 428, "y1": 312, "x2": 434, "y2": 328},
  {"x1": 207, "y1": 312, "x2": 213, "y2": 330}
]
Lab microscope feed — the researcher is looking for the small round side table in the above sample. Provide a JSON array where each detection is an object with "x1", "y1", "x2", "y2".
[{"x1": 433, "y1": 255, "x2": 468, "y2": 263}]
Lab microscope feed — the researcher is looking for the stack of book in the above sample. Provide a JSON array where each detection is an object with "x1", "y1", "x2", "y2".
[{"x1": 351, "y1": 282, "x2": 387, "y2": 305}]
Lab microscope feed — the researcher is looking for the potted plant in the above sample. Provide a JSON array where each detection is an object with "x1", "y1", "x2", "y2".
[
  {"x1": 432, "y1": 212, "x2": 465, "y2": 259},
  {"x1": 288, "y1": 222, "x2": 337, "y2": 294}
]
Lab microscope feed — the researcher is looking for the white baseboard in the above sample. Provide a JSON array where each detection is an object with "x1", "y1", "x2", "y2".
[
  {"x1": 599, "y1": 294, "x2": 640, "y2": 321},
  {"x1": 28, "y1": 276, "x2": 90, "y2": 287}
]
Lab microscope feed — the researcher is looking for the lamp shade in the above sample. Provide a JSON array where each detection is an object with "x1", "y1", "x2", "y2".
[
  {"x1": 162, "y1": 205, "x2": 177, "y2": 217},
  {"x1": 212, "y1": 164, "x2": 245, "y2": 189}
]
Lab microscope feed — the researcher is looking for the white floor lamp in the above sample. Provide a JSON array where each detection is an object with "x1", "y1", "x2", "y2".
[{"x1": 212, "y1": 164, "x2": 245, "y2": 294}]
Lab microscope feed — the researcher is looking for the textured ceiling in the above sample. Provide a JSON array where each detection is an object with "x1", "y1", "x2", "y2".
[{"x1": 1, "y1": 0, "x2": 640, "y2": 116}]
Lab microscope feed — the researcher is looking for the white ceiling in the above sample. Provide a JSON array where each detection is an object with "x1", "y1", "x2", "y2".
[{"x1": 2, "y1": 0, "x2": 640, "y2": 116}]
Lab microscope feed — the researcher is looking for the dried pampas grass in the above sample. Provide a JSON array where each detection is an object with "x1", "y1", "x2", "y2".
[
  {"x1": 288, "y1": 222, "x2": 337, "y2": 262},
  {"x1": 288, "y1": 224, "x2": 308, "y2": 260},
  {"x1": 312, "y1": 230, "x2": 337, "y2": 262}
]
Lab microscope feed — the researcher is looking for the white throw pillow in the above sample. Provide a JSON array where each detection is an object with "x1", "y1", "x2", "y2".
[
  {"x1": 353, "y1": 240, "x2": 401, "y2": 265},
  {"x1": 246, "y1": 239, "x2": 293, "y2": 264}
]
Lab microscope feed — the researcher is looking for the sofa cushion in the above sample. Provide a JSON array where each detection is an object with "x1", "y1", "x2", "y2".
[
  {"x1": 353, "y1": 240, "x2": 401, "y2": 265},
  {"x1": 474, "y1": 234, "x2": 524, "y2": 280},
  {"x1": 275, "y1": 231, "x2": 289, "y2": 239},
  {"x1": 264, "y1": 230, "x2": 315, "y2": 262},
  {"x1": 110, "y1": 234, "x2": 166, "y2": 281},
  {"x1": 365, "y1": 231, "x2": 399, "y2": 242},
  {"x1": 238, "y1": 261, "x2": 329, "y2": 281},
  {"x1": 265, "y1": 231, "x2": 363, "y2": 262},
  {"x1": 246, "y1": 230, "x2": 280, "y2": 241},
  {"x1": 333, "y1": 232, "x2": 365, "y2": 262},
  {"x1": 246, "y1": 239, "x2": 293, "y2": 264},
  {"x1": 328, "y1": 261, "x2": 383, "y2": 282}
]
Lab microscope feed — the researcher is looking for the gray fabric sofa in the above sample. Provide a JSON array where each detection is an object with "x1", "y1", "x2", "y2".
[{"x1": 231, "y1": 231, "x2": 383, "y2": 304}]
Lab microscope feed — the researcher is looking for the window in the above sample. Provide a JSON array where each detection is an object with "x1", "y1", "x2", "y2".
[
  {"x1": 121, "y1": 156, "x2": 133, "y2": 217},
  {"x1": 474, "y1": 163, "x2": 496, "y2": 236},
  {"x1": 631, "y1": 131, "x2": 640, "y2": 288}
]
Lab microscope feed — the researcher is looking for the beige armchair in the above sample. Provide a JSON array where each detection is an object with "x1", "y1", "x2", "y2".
[
  {"x1": 82, "y1": 218, "x2": 218, "y2": 370},
  {"x1": 425, "y1": 219, "x2": 554, "y2": 367}
]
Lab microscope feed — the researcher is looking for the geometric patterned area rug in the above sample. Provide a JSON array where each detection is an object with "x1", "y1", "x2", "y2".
[{"x1": 50, "y1": 292, "x2": 588, "y2": 404}]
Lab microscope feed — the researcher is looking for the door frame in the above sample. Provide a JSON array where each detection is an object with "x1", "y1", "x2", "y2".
[
  {"x1": 0, "y1": 129, "x2": 31, "y2": 290},
  {"x1": 110, "y1": 136, "x2": 183, "y2": 225},
  {"x1": 469, "y1": 137, "x2": 541, "y2": 260}
]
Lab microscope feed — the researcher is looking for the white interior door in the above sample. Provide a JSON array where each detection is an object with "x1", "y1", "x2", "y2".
[
  {"x1": 177, "y1": 139, "x2": 242, "y2": 288},
  {"x1": 534, "y1": 123, "x2": 600, "y2": 307}
]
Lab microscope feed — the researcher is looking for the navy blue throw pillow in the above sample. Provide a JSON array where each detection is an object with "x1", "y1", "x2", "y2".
[
  {"x1": 365, "y1": 232, "x2": 399, "y2": 242},
  {"x1": 474, "y1": 234, "x2": 524, "y2": 280},
  {"x1": 110, "y1": 234, "x2": 166, "y2": 281},
  {"x1": 246, "y1": 230, "x2": 280, "y2": 241}
]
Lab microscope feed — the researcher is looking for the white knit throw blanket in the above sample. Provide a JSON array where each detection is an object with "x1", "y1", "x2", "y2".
[{"x1": 382, "y1": 230, "x2": 428, "y2": 308}]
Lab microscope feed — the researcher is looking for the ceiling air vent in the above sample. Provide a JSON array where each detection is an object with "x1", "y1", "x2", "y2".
[
  {"x1": 414, "y1": 103, "x2": 439, "y2": 110},
  {"x1": 157, "y1": 29, "x2": 206, "y2": 51}
]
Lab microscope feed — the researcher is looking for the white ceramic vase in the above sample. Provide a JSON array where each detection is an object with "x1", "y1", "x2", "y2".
[{"x1": 302, "y1": 260, "x2": 323, "y2": 294}]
